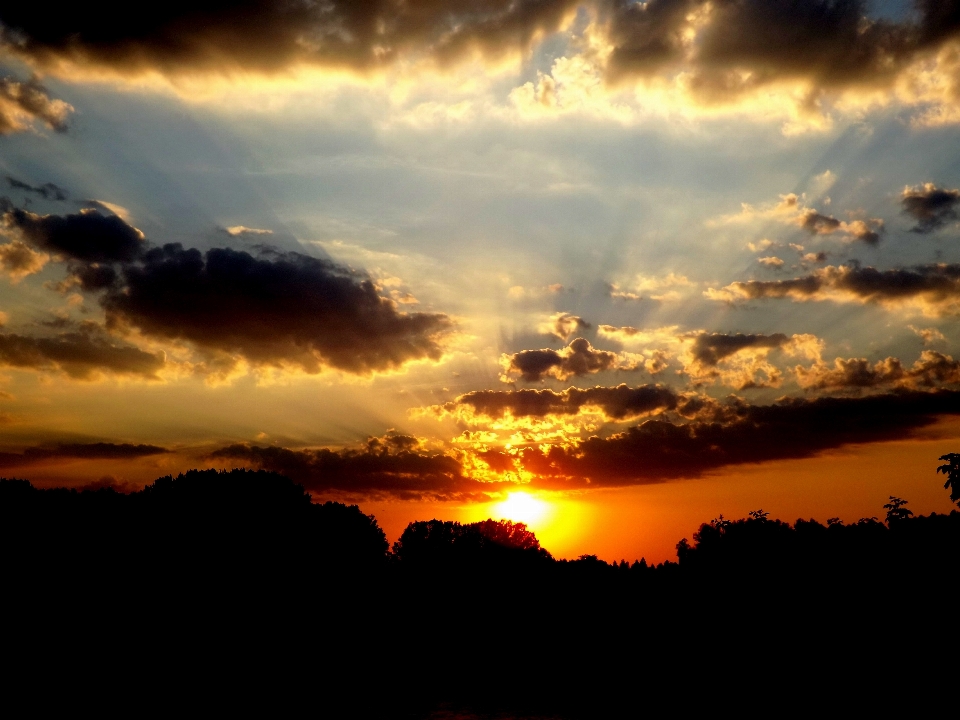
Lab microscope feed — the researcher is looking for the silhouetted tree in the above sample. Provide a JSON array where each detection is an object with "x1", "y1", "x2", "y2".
[
  {"x1": 883, "y1": 496, "x2": 913, "y2": 524},
  {"x1": 937, "y1": 452, "x2": 960, "y2": 506}
]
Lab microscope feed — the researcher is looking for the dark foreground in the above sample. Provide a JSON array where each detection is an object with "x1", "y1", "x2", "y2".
[{"x1": 2, "y1": 470, "x2": 956, "y2": 715}]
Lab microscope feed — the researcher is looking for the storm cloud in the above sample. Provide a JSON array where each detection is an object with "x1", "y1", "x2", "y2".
[
  {"x1": 901, "y1": 183, "x2": 960, "y2": 233},
  {"x1": 98, "y1": 244, "x2": 453, "y2": 375}
]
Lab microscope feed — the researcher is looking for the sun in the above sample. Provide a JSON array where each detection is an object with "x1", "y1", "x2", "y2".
[{"x1": 492, "y1": 491, "x2": 550, "y2": 526}]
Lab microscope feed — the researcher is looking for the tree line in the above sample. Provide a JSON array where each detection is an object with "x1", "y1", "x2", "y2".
[{"x1": 2, "y1": 463, "x2": 957, "y2": 716}]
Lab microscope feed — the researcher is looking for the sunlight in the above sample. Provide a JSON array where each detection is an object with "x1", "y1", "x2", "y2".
[{"x1": 491, "y1": 491, "x2": 550, "y2": 526}]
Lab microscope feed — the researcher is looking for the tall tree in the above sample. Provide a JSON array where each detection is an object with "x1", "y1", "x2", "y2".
[{"x1": 937, "y1": 453, "x2": 960, "y2": 506}]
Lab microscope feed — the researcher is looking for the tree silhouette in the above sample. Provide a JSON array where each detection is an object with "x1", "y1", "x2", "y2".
[
  {"x1": 883, "y1": 496, "x2": 913, "y2": 524},
  {"x1": 937, "y1": 453, "x2": 960, "y2": 506}
]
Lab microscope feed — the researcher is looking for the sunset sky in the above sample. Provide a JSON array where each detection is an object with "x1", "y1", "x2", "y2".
[{"x1": 3, "y1": 0, "x2": 960, "y2": 561}]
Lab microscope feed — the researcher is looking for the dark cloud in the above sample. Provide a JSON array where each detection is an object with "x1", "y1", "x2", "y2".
[
  {"x1": 0, "y1": 1, "x2": 580, "y2": 76},
  {"x1": 546, "y1": 312, "x2": 591, "y2": 340},
  {"x1": 502, "y1": 337, "x2": 627, "y2": 382},
  {"x1": 691, "y1": 332, "x2": 789, "y2": 366},
  {"x1": 6, "y1": 176, "x2": 67, "y2": 201},
  {"x1": 2, "y1": 207, "x2": 144, "y2": 263},
  {"x1": 223, "y1": 389, "x2": 960, "y2": 497},
  {"x1": 0, "y1": 328, "x2": 165, "y2": 379},
  {"x1": 709, "y1": 263, "x2": 960, "y2": 314},
  {"x1": 514, "y1": 389, "x2": 960, "y2": 488},
  {"x1": 798, "y1": 209, "x2": 841, "y2": 235},
  {"x1": 796, "y1": 350, "x2": 960, "y2": 391},
  {"x1": 443, "y1": 384, "x2": 680, "y2": 421},
  {"x1": 604, "y1": 0, "x2": 960, "y2": 99},
  {"x1": 94, "y1": 244, "x2": 452, "y2": 375},
  {"x1": 5, "y1": 1, "x2": 960, "y2": 112},
  {"x1": 0, "y1": 442, "x2": 169, "y2": 469},
  {"x1": 0, "y1": 76, "x2": 71, "y2": 134},
  {"x1": 211, "y1": 433, "x2": 482, "y2": 501},
  {"x1": 901, "y1": 183, "x2": 960, "y2": 233}
]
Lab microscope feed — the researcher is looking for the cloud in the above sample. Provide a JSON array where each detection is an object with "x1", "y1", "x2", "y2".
[
  {"x1": 0, "y1": 239, "x2": 49, "y2": 281},
  {"x1": 601, "y1": 0, "x2": 960, "y2": 113},
  {"x1": 0, "y1": 328, "x2": 166, "y2": 380},
  {"x1": 0, "y1": 1, "x2": 581, "y2": 77},
  {"x1": 747, "y1": 239, "x2": 773, "y2": 252},
  {"x1": 683, "y1": 331, "x2": 822, "y2": 390},
  {"x1": 540, "y1": 312, "x2": 590, "y2": 341},
  {"x1": 6, "y1": 176, "x2": 67, "y2": 201},
  {"x1": 715, "y1": 192, "x2": 883, "y2": 244},
  {"x1": 96, "y1": 244, "x2": 453, "y2": 375},
  {"x1": 81, "y1": 200, "x2": 131, "y2": 221},
  {"x1": 221, "y1": 225, "x2": 273, "y2": 237},
  {"x1": 901, "y1": 183, "x2": 960, "y2": 233},
  {"x1": 436, "y1": 384, "x2": 681, "y2": 423},
  {"x1": 795, "y1": 350, "x2": 960, "y2": 391},
  {"x1": 609, "y1": 272, "x2": 693, "y2": 301},
  {"x1": 0, "y1": 442, "x2": 169, "y2": 469},
  {"x1": 909, "y1": 325, "x2": 946, "y2": 345},
  {"x1": 500, "y1": 337, "x2": 640, "y2": 382},
  {"x1": 7, "y1": 2, "x2": 960, "y2": 125},
  {"x1": 705, "y1": 263, "x2": 960, "y2": 316},
  {"x1": 0, "y1": 76, "x2": 72, "y2": 134},
  {"x1": 210, "y1": 432, "x2": 483, "y2": 501},
  {"x1": 690, "y1": 332, "x2": 789, "y2": 366},
  {"x1": 758, "y1": 256, "x2": 784, "y2": 267},
  {"x1": 793, "y1": 207, "x2": 883, "y2": 245},
  {"x1": 2, "y1": 207, "x2": 145, "y2": 263},
  {"x1": 512, "y1": 389, "x2": 960, "y2": 488}
]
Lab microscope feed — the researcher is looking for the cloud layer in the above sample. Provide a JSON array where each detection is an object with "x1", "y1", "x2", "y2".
[
  {"x1": 706, "y1": 263, "x2": 960, "y2": 316},
  {"x1": 211, "y1": 433, "x2": 480, "y2": 501}
]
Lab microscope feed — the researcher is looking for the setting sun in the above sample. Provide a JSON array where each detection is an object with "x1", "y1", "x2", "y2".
[{"x1": 491, "y1": 491, "x2": 550, "y2": 526}]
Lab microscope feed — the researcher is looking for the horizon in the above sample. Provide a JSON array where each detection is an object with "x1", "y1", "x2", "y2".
[{"x1": 5, "y1": 0, "x2": 960, "y2": 565}]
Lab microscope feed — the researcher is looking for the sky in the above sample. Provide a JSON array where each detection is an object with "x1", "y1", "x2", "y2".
[{"x1": 3, "y1": 0, "x2": 960, "y2": 562}]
